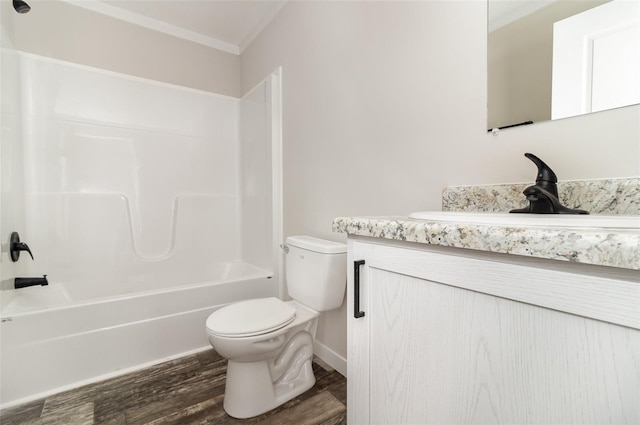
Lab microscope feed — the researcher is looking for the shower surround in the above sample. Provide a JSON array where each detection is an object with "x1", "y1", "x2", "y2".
[{"x1": 0, "y1": 53, "x2": 282, "y2": 407}]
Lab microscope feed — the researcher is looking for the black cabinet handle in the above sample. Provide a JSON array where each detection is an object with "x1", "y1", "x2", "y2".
[{"x1": 354, "y1": 260, "x2": 365, "y2": 319}]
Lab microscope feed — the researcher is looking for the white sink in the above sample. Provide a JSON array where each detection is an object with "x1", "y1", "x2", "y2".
[{"x1": 408, "y1": 211, "x2": 640, "y2": 230}]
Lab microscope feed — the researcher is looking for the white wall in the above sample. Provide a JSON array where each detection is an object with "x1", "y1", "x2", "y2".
[
  {"x1": 11, "y1": 0, "x2": 240, "y2": 96},
  {"x1": 240, "y1": 1, "x2": 640, "y2": 363}
]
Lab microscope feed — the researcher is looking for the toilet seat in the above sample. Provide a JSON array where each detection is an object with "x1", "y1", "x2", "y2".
[{"x1": 206, "y1": 297, "x2": 296, "y2": 338}]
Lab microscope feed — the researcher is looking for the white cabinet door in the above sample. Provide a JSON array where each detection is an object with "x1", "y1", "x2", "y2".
[
  {"x1": 347, "y1": 239, "x2": 372, "y2": 425},
  {"x1": 347, "y1": 239, "x2": 640, "y2": 425}
]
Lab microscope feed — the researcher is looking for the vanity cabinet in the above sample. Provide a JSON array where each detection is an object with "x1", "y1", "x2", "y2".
[{"x1": 347, "y1": 238, "x2": 639, "y2": 425}]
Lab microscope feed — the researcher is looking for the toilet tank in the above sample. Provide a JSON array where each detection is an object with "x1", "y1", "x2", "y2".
[{"x1": 285, "y1": 236, "x2": 347, "y2": 312}]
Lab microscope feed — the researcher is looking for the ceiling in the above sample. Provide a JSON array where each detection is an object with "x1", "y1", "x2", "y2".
[{"x1": 64, "y1": 0, "x2": 286, "y2": 54}]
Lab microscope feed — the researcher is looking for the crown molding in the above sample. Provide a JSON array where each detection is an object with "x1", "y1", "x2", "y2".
[{"x1": 60, "y1": 0, "x2": 240, "y2": 55}]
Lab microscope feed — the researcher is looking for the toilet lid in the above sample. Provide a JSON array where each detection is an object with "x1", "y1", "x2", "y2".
[{"x1": 206, "y1": 297, "x2": 296, "y2": 338}]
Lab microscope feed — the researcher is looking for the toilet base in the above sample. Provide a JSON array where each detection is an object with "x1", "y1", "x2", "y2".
[{"x1": 222, "y1": 331, "x2": 316, "y2": 419}]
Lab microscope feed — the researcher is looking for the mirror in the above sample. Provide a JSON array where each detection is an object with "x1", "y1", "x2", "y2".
[{"x1": 488, "y1": 0, "x2": 640, "y2": 131}]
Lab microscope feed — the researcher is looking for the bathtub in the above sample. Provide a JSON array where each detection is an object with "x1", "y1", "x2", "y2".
[{"x1": 0, "y1": 262, "x2": 277, "y2": 408}]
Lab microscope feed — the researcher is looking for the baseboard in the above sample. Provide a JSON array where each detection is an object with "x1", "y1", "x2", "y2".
[{"x1": 313, "y1": 340, "x2": 347, "y2": 377}]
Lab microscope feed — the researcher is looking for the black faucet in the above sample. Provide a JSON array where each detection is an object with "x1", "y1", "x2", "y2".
[
  {"x1": 510, "y1": 153, "x2": 589, "y2": 215},
  {"x1": 15, "y1": 275, "x2": 48, "y2": 289}
]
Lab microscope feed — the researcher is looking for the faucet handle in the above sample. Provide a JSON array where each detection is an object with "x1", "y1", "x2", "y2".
[
  {"x1": 9, "y1": 232, "x2": 34, "y2": 262},
  {"x1": 524, "y1": 153, "x2": 558, "y2": 183},
  {"x1": 523, "y1": 153, "x2": 559, "y2": 199}
]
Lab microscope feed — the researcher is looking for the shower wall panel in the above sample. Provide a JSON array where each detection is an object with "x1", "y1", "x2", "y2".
[
  {"x1": 239, "y1": 69, "x2": 283, "y2": 286},
  {"x1": 17, "y1": 54, "x2": 241, "y2": 285},
  {"x1": 0, "y1": 1, "x2": 26, "y2": 284},
  {"x1": 240, "y1": 79, "x2": 272, "y2": 270}
]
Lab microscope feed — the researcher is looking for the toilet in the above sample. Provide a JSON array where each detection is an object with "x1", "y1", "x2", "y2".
[{"x1": 205, "y1": 236, "x2": 347, "y2": 419}]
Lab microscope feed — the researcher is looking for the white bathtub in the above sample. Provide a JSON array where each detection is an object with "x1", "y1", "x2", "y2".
[{"x1": 0, "y1": 262, "x2": 277, "y2": 408}]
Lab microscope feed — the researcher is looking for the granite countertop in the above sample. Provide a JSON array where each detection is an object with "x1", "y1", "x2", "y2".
[{"x1": 332, "y1": 216, "x2": 640, "y2": 270}]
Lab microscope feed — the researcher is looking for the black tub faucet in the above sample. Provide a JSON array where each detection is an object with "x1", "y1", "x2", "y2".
[
  {"x1": 510, "y1": 153, "x2": 589, "y2": 215},
  {"x1": 15, "y1": 275, "x2": 48, "y2": 289}
]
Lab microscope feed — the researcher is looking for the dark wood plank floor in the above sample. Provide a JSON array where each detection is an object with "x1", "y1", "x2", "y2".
[{"x1": 0, "y1": 350, "x2": 346, "y2": 425}]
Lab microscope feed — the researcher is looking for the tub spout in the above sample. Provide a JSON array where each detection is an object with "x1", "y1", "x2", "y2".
[{"x1": 15, "y1": 275, "x2": 48, "y2": 289}]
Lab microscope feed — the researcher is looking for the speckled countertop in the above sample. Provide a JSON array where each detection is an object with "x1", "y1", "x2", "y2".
[
  {"x1": 333, "y1": 178, "x2": 640, "y2": 270},
  {"x1": 332, "y1": 215, "x2": 640, "y2": 270}
]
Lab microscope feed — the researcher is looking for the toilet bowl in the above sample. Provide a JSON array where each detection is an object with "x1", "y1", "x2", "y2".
[
  {"x1": 206, "y1": 298, "x2": 319, "y2": 418},
  {"x1": 205, "y1": 236, "x2": 347, "y2": 419}
]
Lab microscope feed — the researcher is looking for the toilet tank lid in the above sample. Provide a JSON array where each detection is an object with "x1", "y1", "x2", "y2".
[{"x1": 286, "y1": 236, "x2": 346, "y2": 254}]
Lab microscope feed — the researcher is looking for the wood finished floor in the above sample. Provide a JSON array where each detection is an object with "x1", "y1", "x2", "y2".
[{"x1": 0, "y1": 350, "x2": 346, "y2": 425}]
